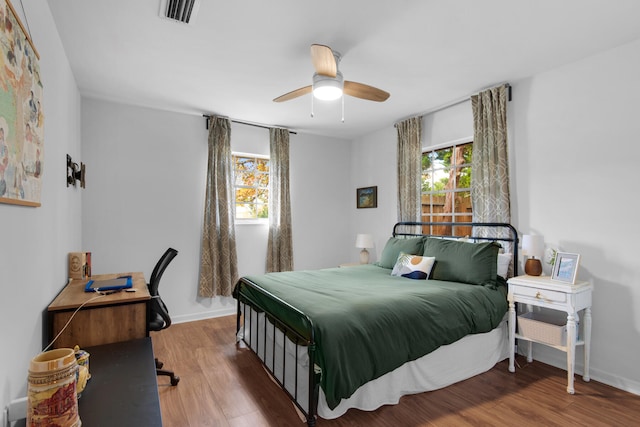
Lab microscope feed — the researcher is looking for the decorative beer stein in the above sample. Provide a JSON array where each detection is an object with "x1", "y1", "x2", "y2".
[{"x1": 27, "y1": 348, "x2": 81, "y2": 427}]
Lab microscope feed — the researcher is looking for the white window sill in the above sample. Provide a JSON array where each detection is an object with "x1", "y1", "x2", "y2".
[{"x1": 236, "y1": 219, "x2": 269, "y2": 226}]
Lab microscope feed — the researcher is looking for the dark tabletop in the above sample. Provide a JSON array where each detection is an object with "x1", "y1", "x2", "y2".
[{"x1": 79, "y1": 337, "x2": 162, "y2": 426}]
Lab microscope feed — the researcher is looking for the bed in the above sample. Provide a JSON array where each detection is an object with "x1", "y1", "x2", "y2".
[{"x1": 234, "y1": 221, "x2": 519, "y2": 426}]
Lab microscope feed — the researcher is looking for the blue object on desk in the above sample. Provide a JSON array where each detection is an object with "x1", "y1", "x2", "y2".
[{"x1": 84, "y1": 275, "x2": 133, "y2": 292}]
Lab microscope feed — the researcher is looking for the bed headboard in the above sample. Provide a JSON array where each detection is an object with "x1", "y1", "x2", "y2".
[{"x1": 392, "y1": 221, "x2": 520, "y2": 277}]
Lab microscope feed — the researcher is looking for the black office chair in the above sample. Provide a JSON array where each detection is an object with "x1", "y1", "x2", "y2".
[{"x1": 148, "y1": 247, "x2": 180, "y2": 386}]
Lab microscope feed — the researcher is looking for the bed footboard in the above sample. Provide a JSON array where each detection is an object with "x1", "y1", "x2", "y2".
[{"x1": 236, "y1": 278, "x2": 320, "y2": 427}]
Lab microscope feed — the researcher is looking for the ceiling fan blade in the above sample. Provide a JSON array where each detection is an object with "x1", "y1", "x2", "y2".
[
  {"x1": 344, "y1": 81, "x2": 390, "y2": 102},
  {"x1": 273, "y1": 85, "x2": 312, "y2": 102},
  {"x1": 311, "y1": 44, "x2": 337, "y2": 77}
]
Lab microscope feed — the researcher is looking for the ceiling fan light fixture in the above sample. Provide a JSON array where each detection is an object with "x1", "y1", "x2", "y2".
[
  {"x1": 273, "y1": 45, "x2": 389, "y2": 104},
  {"x1": 313, "y1": 72, "x2": 343, "y2": 101}
]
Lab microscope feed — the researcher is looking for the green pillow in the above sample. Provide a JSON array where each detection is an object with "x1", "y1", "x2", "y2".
[
  {"x1": 423, "y1": 237, "x2": 499, "y2": 285},
  {"x1": 377, "y1": 237, "x2": 424, "y2": 269}
]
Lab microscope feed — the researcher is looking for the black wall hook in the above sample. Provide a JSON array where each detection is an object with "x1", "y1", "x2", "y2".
[{"x1": 66, "y1": 154, "x2": 85, "y2": 188}]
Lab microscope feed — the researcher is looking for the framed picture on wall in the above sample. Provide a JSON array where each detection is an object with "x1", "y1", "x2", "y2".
[
  {"x1": 0, "y1": 0, "x2": 44, "y2": 207},
  {"x1": 356, "y1": 186, "x2": 377, "y2": 209},
  {"x1": 551, "y1": 252, "x2": 580, "y2": 284}
]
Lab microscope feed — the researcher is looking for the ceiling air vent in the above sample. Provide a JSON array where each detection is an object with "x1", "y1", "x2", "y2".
[{"x1": 160, "y1": 0, "x2": 200, "y2": 25}]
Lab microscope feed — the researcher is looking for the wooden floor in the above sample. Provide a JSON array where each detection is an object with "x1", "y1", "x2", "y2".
[{"x1": 152, "y1": 315, "x2": 640, "y2": 426}]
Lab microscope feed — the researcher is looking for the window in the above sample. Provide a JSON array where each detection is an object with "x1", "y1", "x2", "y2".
[
  {"x1": 233, "y1": 154, "x2": 269, "y2": 220},
  {"x1": 421, "y1": 141, "x2": 472, "y2": 236}
]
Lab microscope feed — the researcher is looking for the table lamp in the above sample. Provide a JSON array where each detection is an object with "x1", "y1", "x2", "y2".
[
  {"x1": 522, "y1": 234, "x2": 544, "y2": 276},
  {"x1": 355, "y1": 234, "x2": 374, "y2": 264}
]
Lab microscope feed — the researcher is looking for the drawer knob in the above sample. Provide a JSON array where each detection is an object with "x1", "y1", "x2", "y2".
[{"x1": 536, "y1": 292, "x2": 542, "y2": 299}]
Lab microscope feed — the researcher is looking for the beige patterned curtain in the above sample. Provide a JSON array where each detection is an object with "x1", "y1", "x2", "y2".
[
  {"x1": 471, "y1": 84, "x2": 512, "y2": 250},
  {"x1": 396, "y1": 116, "x2": 423, "y2": 223},
  {"x1": 266, "y1": 128, "x2": 293, "y2": 272},
  {"x1": 198, "y1": 116, "x2": 238, "y2": 297}
]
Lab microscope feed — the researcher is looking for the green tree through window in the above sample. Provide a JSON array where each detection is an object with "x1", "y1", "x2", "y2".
[
  {"x1": 421, "y1": 142, "x2": 472, "y2": 236},
  {"x1": 233, "y1": 154, "x2": 269, "y2": 219}
]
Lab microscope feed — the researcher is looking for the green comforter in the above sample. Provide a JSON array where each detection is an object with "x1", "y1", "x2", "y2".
[{"x1": 237, "y1": 264, "x2": 508, "y2": 410}]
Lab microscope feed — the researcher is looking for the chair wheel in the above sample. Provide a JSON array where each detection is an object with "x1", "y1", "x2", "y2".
[{"x1": 170, "y1": 376, "x2": 180, "y2": 386}]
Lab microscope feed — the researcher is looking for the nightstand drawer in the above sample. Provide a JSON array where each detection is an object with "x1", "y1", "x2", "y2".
[{"x1": 512, "y1": 286, "x2": 567, "y2": 303}]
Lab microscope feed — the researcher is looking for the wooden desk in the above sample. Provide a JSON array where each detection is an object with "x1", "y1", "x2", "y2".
[{"x1": 48, "y1": 272, "x2": 150, "y2": 349}]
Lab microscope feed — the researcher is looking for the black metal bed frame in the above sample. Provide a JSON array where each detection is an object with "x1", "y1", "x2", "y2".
[
  {"x1": 235, "y1": 221, "x2": 519, "y2": 426},
  {"x1": 236, "y1": 279, "x2": 320, "y2": 425}
]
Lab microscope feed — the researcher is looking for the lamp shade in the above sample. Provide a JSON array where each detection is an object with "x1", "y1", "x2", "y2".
[
  {"x1": 522, "y1": 234, "x2": 544, "y2": 259},
  {"x1": 355, "y1": 234, "x2": 374, "y2": 249}
]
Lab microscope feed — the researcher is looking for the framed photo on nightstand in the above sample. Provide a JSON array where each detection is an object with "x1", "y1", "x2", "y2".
[{"x1": 551, "y1": 252, "x2": 580, "y2": 284}]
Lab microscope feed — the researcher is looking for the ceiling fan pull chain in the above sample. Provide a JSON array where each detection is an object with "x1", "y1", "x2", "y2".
[
  {"x1": 310, "y1": 94, "x2": 314, "y2": 118},
  {"x1": 341, "y1": 95, "x2": 345, "y2": 123}
]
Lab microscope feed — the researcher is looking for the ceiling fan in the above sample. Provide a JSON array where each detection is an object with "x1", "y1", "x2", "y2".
[{"x1": 273, "y1": 44, "x2": 390, "y2": 103}]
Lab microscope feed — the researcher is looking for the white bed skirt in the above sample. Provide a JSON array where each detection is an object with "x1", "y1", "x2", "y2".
[
  {"x1": 238, "y1": 306, "x2": 509, "y2": 420},
  {"x1": 319, "y1": 315, "x2": 509, "y2": 418}
]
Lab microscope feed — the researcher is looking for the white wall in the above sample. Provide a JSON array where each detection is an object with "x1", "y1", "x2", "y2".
[
  {"x1": 510, "y1": 38, "x2": 640, "y2": 393},
  {"x1": 348, "y1": 39, "x2": 640, "y2": 394},
  {"x1": 0, "y1": 1, "x2": 82, "y2": 410},
  {"x1": 289, "y1": 133, "x2": 352, "y2": 270},
  {"x1": 347, "y1": 127, "x2": 397, "y2": 262},
  {"x1": 81, "y1": 98, "x2": 352, "y2": 324},
  {"x1": 80, "y1": 98, "x2": 224, "y2": 322}
]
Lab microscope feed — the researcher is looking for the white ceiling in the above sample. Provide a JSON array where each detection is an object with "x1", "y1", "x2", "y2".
[{"x1": 47, "y1": 0, "x2": 640, "y2": 140}]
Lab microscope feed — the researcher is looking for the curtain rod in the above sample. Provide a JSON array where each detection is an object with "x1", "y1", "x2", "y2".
[
  {"x1": 202, "y1": 115, "x2": 297, "y2": 134},
  {"x1": 394, "y1": 83, "x2": 511, "y2": 127}
]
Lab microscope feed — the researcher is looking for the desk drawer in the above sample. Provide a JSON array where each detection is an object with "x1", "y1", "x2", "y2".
[
  {"x1": 50, "y1": 303, "x2": 147, "y2": 348},
  {"x1": 512, "y1": 286, "x2": 567, "y2": 304}
]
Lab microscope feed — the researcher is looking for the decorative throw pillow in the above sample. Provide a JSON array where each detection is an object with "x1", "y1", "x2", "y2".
[
  {"x1": 391, "y1": 252, "x2": 436, "y2": 280},
  {"x1": 377, "y1": 237, "x2": 424, "y2": 269}
]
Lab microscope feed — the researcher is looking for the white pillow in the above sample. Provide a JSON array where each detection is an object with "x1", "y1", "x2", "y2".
[
  {"x1": 497, "y1": 253, "x2": 512, "y2": 278},
  {"x1": 391, "y1": 252, "x2": 436, "y2": 280}
]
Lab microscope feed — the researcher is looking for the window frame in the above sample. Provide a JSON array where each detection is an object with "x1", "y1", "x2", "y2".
[
  {"x1": 420, "y1": 137, "x2": 473, "y2": 235},
  {"x1": 232, "y1": 152, "x2": 270, "y2": 224}
]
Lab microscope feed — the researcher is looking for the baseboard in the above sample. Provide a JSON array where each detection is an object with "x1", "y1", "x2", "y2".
[
  {"x1": 588, "y1": 366, "x2": 640, "y2": 396},
  {"x1": 171, "y1": 307, "x2": 236, "y2": 324},
  {"x1": 531, "y1": 348, "x2": 640, "y2": 396}
]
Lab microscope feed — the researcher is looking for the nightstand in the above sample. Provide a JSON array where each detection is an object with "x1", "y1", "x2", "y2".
[
  {"x1": 339, "y1": 262, "x2": 361, "y2": 268},
  {"x1": 507, "y1": 275, "x2": 593, "y2": 394}
]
